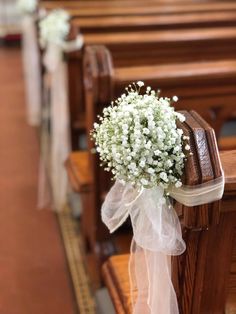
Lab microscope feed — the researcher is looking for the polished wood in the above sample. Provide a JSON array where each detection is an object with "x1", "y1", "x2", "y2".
[
  {"x1": 71, "y1": 12, "x2": 236, "y2": 33},
  {"x1": 220, "y1": 150, "x2": 236, "y2": 193},
  {"x1": 42, "y1": 0, "x2": 236, "y2": 308},
  {"x1": 66, "y1": 28, "x2": 236, "y2": 149},
  {"x1": 40, "y1": 0, "x2": 236, "y2": 9},
  {"x1": 219, "y1": 135, "x2": 236, "y2": 151},
  {"x1": 80, "y1": 46, "x2": 236, "y2": 290},
  {"x1": 102, "y1": 255, "x2": 132, "y2": 314},
  {"x1": 40, "y1": 2, "x2": 236, "y2": 17},
  {"x1": 102, "y1": 146, "x2": 236, "y2": 313},
  {"x1": 103, "y1": 237, "x2": 236, "y2": 314},
  {"x1": 84, "y1": 46, "x2": 236, "y2": 146},
  {"x1": 66, "y1": 150, "x2": 236, "y2": 196},
  {"x1": 39, "y1": 1, "x2": 236, "y2": 149},
  {"x1": 65, "y1": 151, "x2": 92, "y2": 192}
]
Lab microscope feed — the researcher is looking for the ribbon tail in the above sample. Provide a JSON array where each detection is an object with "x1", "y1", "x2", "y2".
[
  {"x1": 129, "y1": 239, "x2": 150, "y2": 313},
  {"x1": 129, "y1": 239, "x2": 179, "y2": 314},
  {"x1": 22, "y1": 15, "x2": 42, "y2": 126},
  {"x1": 50, "y1": 55, "x2": 71, "y2": 211}
]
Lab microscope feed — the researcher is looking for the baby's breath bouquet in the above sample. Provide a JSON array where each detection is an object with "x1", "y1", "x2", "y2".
[
  {"x1": 92, "y1": 81, "x2": 189, "y2": 191},
  {"x1": 94, "y1": 82, "x2": 223, "y2": 314},
  {"x1": 17, "y1": 0, "x2": 37, "y2": 14},
  {"x1": 39, "y1": 9, "x2": 70, "y2": 48}
]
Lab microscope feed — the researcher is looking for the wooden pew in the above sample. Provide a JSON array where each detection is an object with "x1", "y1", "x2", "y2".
[
  {"x1": 38, "y1": 2, "x2": 236, "y2": 148},
  {"x1": 65, "y1": 45, "x2": 236, "y2": 278},
  {"x1": 83, "y1": 46, "x2": 236, "y2": 142},
  {"x1": 66, "y1": 26, "x2": 236, "y2": 148},
  {"x1": 40, "y1": 0, "x2": 236, "y2": 8},
  {"x1": 40, "y1": 1, "x2": 236, "y2": 17},
  {"x1": 71, "y1": 11, "x2": 236, "y2": 34},
  {"x1": 102, "y1": 149, "x2": 236, "y2": 314}
]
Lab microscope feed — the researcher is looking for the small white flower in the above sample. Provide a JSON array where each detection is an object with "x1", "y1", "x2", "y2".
[
  {"x1": 128, "y1": 162, "x2": 136, "y2": 170},
  {"x1": 172, "y1": 96, "x2": 178, "y2": 102},
  {"x1": 137, "y1": 81, "x2": 144, "y2": 87},
  {"x1": 147, "y1": 168, "x2": 155, "y2": 174},
  {"x1": 165, "y1": 160, "x2": 173, "y2": 168},
  {"x1": 143, "y1": 128, "x2": 150, "y2": 135},
  {"x1": 185, "y1": 144, "x2": 190, "y2": 151},
  {"x1": 145, "y1": 141, "x2": 152, "y2": 149},
  {"x1": 154, "y1": 150, "x2": 161, "y2": 156},
  {"x1": 176, "y1": 112, "x2": 186, "y2": 123},
  {"x1": 141, "y1": 178, "x2": 149, "y2": 186},
  {"x1": 175, "y1": 181, "x2": 182, "y2": 188},
  {"x1": 160, "y1": 172, "x2": 168, "y2": 182},
  {"x1": 139, "y1": 160, "x2": 146, "y2": 168}
]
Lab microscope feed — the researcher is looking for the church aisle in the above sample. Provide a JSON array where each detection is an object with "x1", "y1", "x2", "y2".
[{"x1": 0, "y1": 47, "x2": 77, "y2": 314}]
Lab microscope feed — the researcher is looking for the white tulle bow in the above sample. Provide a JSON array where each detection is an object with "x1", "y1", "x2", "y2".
[
  {"x1": 39, "y1": 35, "x2": 83, "y2": 211},
  {"x1": 102, "y1": 176, "x2": 224, "y2": 313}
]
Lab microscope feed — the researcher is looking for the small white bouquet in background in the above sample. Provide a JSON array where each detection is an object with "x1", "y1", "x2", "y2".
[
  {"x1": 38, "y1": 9, "x2": 83, "y2": 212},
  {"x1": 92, "y1": 81, "x2": 189, "y2": 192},
  {"x1": 17, "y1": 0, "x2": 37, "y2": 15},
  {"x1": 39, "y1": 9, "x2": 70, "y2": 48}
]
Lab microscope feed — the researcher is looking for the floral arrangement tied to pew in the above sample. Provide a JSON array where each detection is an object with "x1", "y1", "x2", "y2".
[
  {"x1": 92, "y1": 82, "x2": 225, "y2": 314},
  {"x1": 37, "y1": 9, "x2": 84, "y2": 211},
  {"x1": 17, "y1": 0, "x2": 37, "y2": 15}
]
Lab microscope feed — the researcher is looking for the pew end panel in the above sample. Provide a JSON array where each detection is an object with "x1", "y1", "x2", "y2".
[
  {"x1": 81, "y1": 45, "x2": 236, "y2": 289},
  {"x1": 99, "y1": 112, "x2": 235, "y2": 314},
  {"x1": 73, "y1": 45, "x2": 133, "y2": 276},
  {"x1": 65, "y1": 25, "x2": 86, "y2": 149}
]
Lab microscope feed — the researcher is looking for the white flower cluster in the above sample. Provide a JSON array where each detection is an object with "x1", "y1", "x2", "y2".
[
  {"x1": 92, "y1": 82, "x2": 190, "y2": 190},
  {"x1": 39, "y1": 9, "x2": 70, "y2": 48},
  {"x1": 17, "y1": 0, "x2": 37, "y2": 14}
]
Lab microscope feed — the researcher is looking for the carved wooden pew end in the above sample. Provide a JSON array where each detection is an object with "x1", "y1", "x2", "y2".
[{"x1": 101, "y1": 113, "x2": 236, "y2": 314}]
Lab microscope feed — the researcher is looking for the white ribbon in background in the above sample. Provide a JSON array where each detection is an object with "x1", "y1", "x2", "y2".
[
  {"x1": 39, "y1": 35, "x2": 84, "y2": 211},
  {"x1": 21, "y1": 14, "x2": 42, "y2": 126},
  {"x1": 102, "y1": 174, "x2": 225, "y2": 313}
]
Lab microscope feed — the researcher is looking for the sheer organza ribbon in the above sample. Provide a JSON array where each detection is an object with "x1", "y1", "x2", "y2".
[
  {"x1": 102, "y1": 175, "x2": 225, "y2": 313},
  {"x1": 21, "y1": 14, "x2": 42, "y2": 126},
  {"x1": 38, "y1": 35, "x2": 84, "y2": 210}
]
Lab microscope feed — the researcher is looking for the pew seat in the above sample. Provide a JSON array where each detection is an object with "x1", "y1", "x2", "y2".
[
  {"x1": 102, "y1": 254, "x2": 132, "y2": 314},
  {"x1": 65, "y1": 151, "x2": 92, "y2": 193},
  {"x1": 65, "y1": 145, "x2": 236, "y2": 197},
  {"x1": 102, "y1": 248, "x2": 236, "y2": 314}
]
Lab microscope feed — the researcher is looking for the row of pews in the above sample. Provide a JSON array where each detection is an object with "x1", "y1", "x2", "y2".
[
  {"x1": 37, "y1": 0, "x2": 236, "y2": 313},
  {"x1": 40, "y1": 0, "x2": 236, "y2": 149}
]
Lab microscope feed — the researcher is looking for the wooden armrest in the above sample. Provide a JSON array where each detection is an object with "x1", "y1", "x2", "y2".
[
  {"x1": 220, "y1": 150, "x2": 236, "y2": 193},
  {"x1": 219, "y1": 136, "x2": 236, "y2": 151},
  {"x1": 65, "y1": 151, "x2": 92, "y2": 193}
]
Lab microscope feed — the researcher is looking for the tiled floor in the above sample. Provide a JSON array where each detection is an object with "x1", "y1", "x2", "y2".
[{"x1": 0, "y1": 46, "x2": 77, "y2": 314}]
